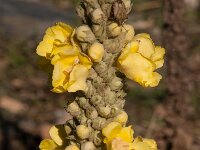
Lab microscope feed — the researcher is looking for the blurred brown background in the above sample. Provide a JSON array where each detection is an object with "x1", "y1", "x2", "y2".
[{"x1": 0, "y1": 0, "x2": 199, "y2": 149}]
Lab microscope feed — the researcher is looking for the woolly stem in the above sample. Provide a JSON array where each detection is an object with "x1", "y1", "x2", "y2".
[{"x1": 65, "y1": 0, "x2": 132, "y2": 149}]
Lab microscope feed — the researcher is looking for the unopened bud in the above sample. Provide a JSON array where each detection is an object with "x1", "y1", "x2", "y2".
[
  {"x1": 88, "y1": 42, "x2": 105, "y2": 62},
  {"x1": 91, "y1": 8, "x2": 106, "y2": 24},
  {"x1": 76, "y1": 25, "x2": 95, "y2": 43},
  {"x1": 76, "y1": 125, "x2": 90, "y2": 139},
  {"x1": 109, "y1": 77, "x2": 123, "y2": 91},
  {"x1": 81, "y1": 141, "x2": 96, "y2": 150},
  {"x1": 86, "y1": 107, "x2": 98, "y2": 119},
  {"x1": 122, "y1": 24, "x2": 135, "y2": 42},
  {"x1": 107, "y1": 23, "x2": 122, "y2": 37},
  {"x1": 92, "y1": 117, "x2": 106, "y2": 130},
  {"x1": 67, "y1": 101, "x2": 81, "y2": 117},
  {"x1": 65, "y1": 144, "x2": 80, "y2": 150},
  {"x1": 122, "y1": 0, "x2": 132, "y2": 13},
  {"x1": 97, "y1": 106, "x2": 111, "y2": 118},
  {"x1": 114, "y1": 111, "x2": 128, "y2": 125}
]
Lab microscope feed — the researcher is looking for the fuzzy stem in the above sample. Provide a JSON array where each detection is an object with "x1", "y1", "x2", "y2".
[{"x1": 65, "y1": 0, "x2": 132, "y2": 149}]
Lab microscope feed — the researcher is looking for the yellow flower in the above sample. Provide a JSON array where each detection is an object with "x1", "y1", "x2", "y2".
[
  {"x1": 133, "y1": 137, "x2": 157, "y2": 150},
  {"x1": 39, "y1": 125, "x2": 67, "y2": 150},
  {"x1": 117, "y1": 33, "x2": 165, "y2": 87},
  {"x1": 102, "y1": 122, "x2": 134, "y2": 150},
  {"x1": 36, "y1": 22, "x2": 92, "y2": 93},
  {"x1": 36, "y1": 22, "x2": 73, "y2": 58}
]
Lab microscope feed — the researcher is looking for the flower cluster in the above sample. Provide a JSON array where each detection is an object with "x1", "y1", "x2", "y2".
[
  {"x1": 102, "y1": 122, "x2": 157, "y2": 150},
  {"x1": 36, "y1": 22, "x2": 92, "y2": 93},
  {"x1": 117, "y1": 33, "x2": 165, "y2": 87},
  {"x1": 36, "y1": 21, "x2": 165, "y2": 150}
]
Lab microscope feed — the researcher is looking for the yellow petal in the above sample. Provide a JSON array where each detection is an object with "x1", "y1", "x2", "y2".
[
  {"x1": 36, "y1": 22, "x2": 74, "y2": 58},
  {"x1": 143, "y1": 138, "x2": 157, "y2": 149},
  {"x1": 39, "y1": 139, "x2": 58, "y2": 150},
  {"x1": 36, "y1": 35, "x2": 54, "y2": 57},
  {"x1": 49, "y1": 125, "x2": 66, "y2": 146},
  {"x1": 133, "y1": 142, "x2": 151, "y2": 150},
  {"x1": 78, "y1": 53, "x2": 93, "y2": 69},
  {"x1": 52, "y1": 55, "x2": 79, "y2": 92},
  {"x1": 102, "y1": 122, "x2": 122, "y2": 139},
  {"x1": 145, "y1": 72, "x2": 162, "y2": 87},
  {"x1": 67, "y1": 65, "x2": 89, "y2": 92},
  {"x1": 117, "y1": 126, "x2": 134, "y2": 143},
  {"x1": 111, "y1": 138, "x2": 133, "y2": 150},
  {"x1": 154, "y1": 59, "x2": 164, "y2": 69},
  {"x1": 118, "y1": 41, "x2": 139, "y2": 62},
  {"x1": 134, "y1": 34, "x2": 155, "y2": 59},
  {"x1": 133, "y1": 137, "x2": 157, "y2": 150},
  {"x1": 51, "y1": 23, "x2": 72, "y2": 43},
  {"x1": 52, "y1": 61, "x2": 68, "y2": 89},
  {"x1": 51, "y1": 44, "x2": 75, "y2": 57},
  {"x1": 151, "y1": 46, "x2": 165, "y2": 61},
  {"x1": 136, "y1": 33, "x2": 150, "y2": 39}
]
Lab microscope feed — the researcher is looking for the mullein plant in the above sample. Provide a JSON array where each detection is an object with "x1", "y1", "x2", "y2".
[{"x1": 36, "y1": 0, "x2": 165, "y2": 150}]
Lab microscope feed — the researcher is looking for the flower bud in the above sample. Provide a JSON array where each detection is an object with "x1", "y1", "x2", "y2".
[
  {"x1": 76, "y1": 125, "x2": 90, "y2": 139},
  {"x1": 101, "y1": 3, "x2": 112, "y2": 17},
  {"x1": 92, "y1": 25, "x2": 104, "y2": 37},
  {"x1": 122, "y1": 24, "x2": 135, "y2": 42},
  {"x1": 114, "y1": 111, "x2": 128, "y2": 125},
  {"x1": 81, "y1": 141, "x2": 96, "y2": 150},
  {"x1": 76, "y1": 25, "x2": 96, "y2": 43},
  {"x1": 92, "y1": 117, "x2": 106, "y2": 130},
  {"x1": 91, "y1": 8, "x2": 106, "y2": 24},
  {"x1": 89, "y1": 68, "x2": 98, "y2": 79},
  {"x1": 109, "y1": 77, "x2": 123, "y2": 91},
  {"x1": 65, "y1": 144, "x2": 80, "y2": 150},
  {"x1": 90, "y1": 95, "x2": 104, "y2": 107},
  {"x1": 77, "y1": 113, "x2": 88, "y2": 125},
  {"x1": 92, "y1": 131, "x2": 102, "y2": 146},
  {"x1": 122, "y1": 0, "x2": 132, "y2": 13},
  {"x1": 107, "y1": 23, "x2": 122, "y2": 37},
  {"x1": 88, "y1": 42, "x2": 105, "y2": 62},
  {"x1": 104, "y1": 87, "x2": 116, "y2": 105},
  {"x1": 86, "y1": 107, "x2": 98, "y2": 119},
  {"x1": 78, "y1": 97, "x2": 90, "y2": 109},
  {"x1": 110, "y1": 107, "x2": 120, "y2": 117},
  {"x1": 67, "y1": 101, "x2": 81, "y2": 117},
  {"x1": 84, "y1": 0, "x2": 100, "y2": 8},
  {"x1": 97, "y1": 106, "x2": 111, "y2": 118},
  {"x1": 64, "y1": 125, "x2": 72, "y2": 135},
  {"x1": 80, "y1": 43, "x2": 90, "y2": 52}
]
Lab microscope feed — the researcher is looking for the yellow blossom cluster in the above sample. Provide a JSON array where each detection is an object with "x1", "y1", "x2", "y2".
[
  {"x1": 36, "y1": 22, "x2": 92, "y2": 93},
  {"x1": 102, "y1": 122, "x2": 157, "y2": 150},
  {"x1": 117, "y1": 33, "x2": 165, "y2": 87}
]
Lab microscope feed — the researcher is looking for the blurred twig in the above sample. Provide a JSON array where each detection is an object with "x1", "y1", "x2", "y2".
[{"x1": 145, "y1": 111, "x2": 157, "y2": 138}]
